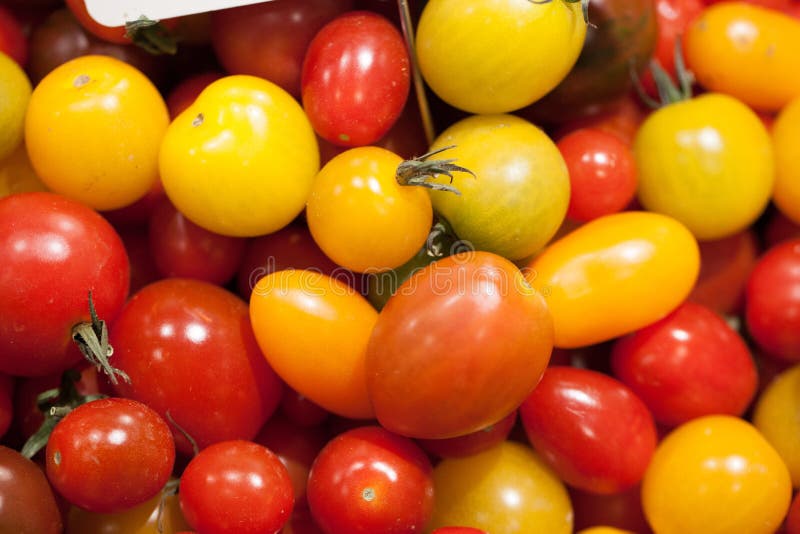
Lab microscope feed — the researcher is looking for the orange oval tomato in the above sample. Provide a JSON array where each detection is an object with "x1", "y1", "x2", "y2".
[
  {"x1": 772, "y1": 96, "x2": 800, "y2": 224},
  {"x1": 249, "y1": 269, "x2": 376, "y2": 419},
  {"x1": 753, "y1": 363, "x2": 800, "y2": 488},
  {"x1": 525, "y1": 211, "x2": 700, "y2": 348}
]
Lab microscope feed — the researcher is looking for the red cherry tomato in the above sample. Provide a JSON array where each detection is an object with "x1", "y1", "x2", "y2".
[
  {"x1": 416, "y1": 410, "x2": 517, "y2": 459},
  {"x1": 165, "y1": 71, "x2": 223, "y2": 119},
  {"x1": 519, "y1": 366, "x2": 658, "y2": 494},
  {"x1": 0, "y1": 445, "x2": 63, "y2": 533},
  {"x1": 0, "y1": 5, "x2": 27, "y2": 66},
  {"x1": 786, "y1": 491, "x2": 800, "y2": 534},
  {"x1": 301, "y1": 11, "x2": 410, "y2": 147},
  {"x1": 280, "y1": 387, "x2": 330, "y2": 428},
  {"x1": 0, "y1": 373, "x2": 12, "y2": 440},
  {"x1": 307, "y1": 426, "x2": 434, "y2": 534},
  {"x1": 570, "y1": 485, "x2": 651, "y2": 533}
]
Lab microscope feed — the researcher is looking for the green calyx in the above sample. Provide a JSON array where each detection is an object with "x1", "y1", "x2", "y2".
[
  {"x1": 396, "y1": 145, "x2": 475, "y2": 196},
  {"x1": 632, "y1": 39, "x2": 695, "y2": 109},
  {"x1": 125, "y1": 16, "x2": 177, "y2": 55}
]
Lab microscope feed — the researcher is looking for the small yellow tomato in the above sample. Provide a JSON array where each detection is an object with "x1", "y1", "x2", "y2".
[
  {"x1": 429, "y1": 441, "x2": 572, "y2": 534},
  {"x1": 525, "y1": 211, "x2": 699, "y2": 348},
  {"x1": 249, "y1": 269, "x2": 376, "y2": 419},
  {"x1": 0, "y1": 51, "x2": 31, "y2": 161},
  {"x1": 306, "y1": 146, "x2": 432, "y2": 273},
  {"x1": 25, "y1": 55, "x2": 168, "y2": 210},
  {"x1": 753, "y1": 363, "x2": 800, "y2": 487},
  {"x1": 772, "y1": 96, "x2": 800, "y2": 224},
  {"x1": 642, "y1": 415, "x2": 791, "y2": 534},
  {"x1": 685, "y1": 2, "x2": 800, "y2": 112},
  {"x1": 634, "y1": 93, "x2": 773, "y2": 240},
  {"x1": 160, "y1": 75, "x2": 319, "y2": 237},
  {"x1": 0, "y1": 144, "x2": 47, "y2": 199}
]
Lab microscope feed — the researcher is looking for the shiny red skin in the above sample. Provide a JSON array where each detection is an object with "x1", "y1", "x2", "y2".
[
  {"x1": 307, "y1": 426, "x2": 434, "y2": 534},
  {"x1": 115, "y1": 226, "x2": 162, "y2": 295},
  {"x1": 519, "y1": 366, "x2": 658, "y2": 494},
  {"x1": 416, "y1": 410, "x2": 517, "y2": 459},
  {"x1": 0, "y1": 5, "x2": 27, "y2": 66},
  {"x1": 301, "y1": 11, "x2": 410, "y2": 147},
  {"x1": 45, "y1": 397, "x2": 175, "y2": 513},
  {"x1": 211, "y1": 0, "x2": 353, "y2": 98},
  {"x1": 611, "y1": 302, "x2": 758, "y2": 427},
  {"x1": 746, "y1": 239, "x2": 800, "y2": 361},
  {"x1": 148, "y1": 198, "x2": 246, "y2": 285},
  {"x1": 180, "y1": 440, "x2": 294, "y2": 534},
  {"x1": 109, "y1": 278, "x2": 284, "y2": 454},
  {"x1": 0, "y1": 446, "x2": 63, "y2": 534},
  {"x1": 0, "y1": 192, "x2": 130, "y2": 377}
]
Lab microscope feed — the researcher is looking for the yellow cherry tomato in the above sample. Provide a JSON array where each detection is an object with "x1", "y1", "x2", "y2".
[
  {"x1": 525, "y1": 211, "x2": 699, "y2": 348},
  {"x1": 576, "y1": 528, "x2": 635, "y2": 534},
  {"x1": 306, "y1": 146, "x2": 432, "y2": 273},
  {"x1": 66, "y1": 487, "x2": 190, "y2": 533},
  {"x1": 772, "y1": 96, "x2": 800, "y2": 224},
  {"x1": 0, "y1": 144, "x2": 47, "y2": 199},
  {"x1": 160, "y1": 75, "x2": 319, "y2": 237},
  {"x1": 753, "y1": 363, "x2": 800, "y2": 488},
  {"x1": 249, "y1": 269, "x2": 376, "y2": 419},
  {"x1": 429, "y1": 441, "x2": 572, "y2": 534},
  {"x1": 415, "y1": 0, "x2": 586, "y2": 114},
  {"x1": 634, "y1": 93, "x2": 773, "y2": 240},
  {"x1": 428, "y1": 114, "x2": 570, "y2": 261},
  {"x1": 24, "y1": 55, "x2": 168, "y2": 210},
  {"x1": 685, "y1": 3, "x2": 800, "y2": 112},
  {"x1": 642, "y1": 415, "x2": 791, "y2": 534},
  {"x1": 0, "y1": 51, "x2": 31, "y2": 161}
]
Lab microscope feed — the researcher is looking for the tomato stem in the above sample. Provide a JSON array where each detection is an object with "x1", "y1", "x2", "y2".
[
  {"x1": 425, "y1": 218, "x2": 472, "y2": 258},
  {"x1": 631, "y1": 39, "x2": 695, "y2": 109},
  {"x1": 529, "y1": 0, "x2": 593, "y2": 26},
  {"x1": 396, "y1": 145, "x2": 475, "y2": 196},
  {"x1": 125, "y1": 16, "x2": 177, "y2": 55},
  {"x1": 165, "y1": 410, "x2": 199, "y2": 457},
  {"x1": 72, "y1": 291, "x2": 130, "y2": 386}
]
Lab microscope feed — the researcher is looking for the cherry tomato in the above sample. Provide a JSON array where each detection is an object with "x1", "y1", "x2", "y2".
[
  {"x1": 611, "y1": 302, "x2": 758, "y2": 427},
  {"x1": 765, "y1": 209, "x2": 800, "y2": 248},
  {"x1": 165, "y1": 71, "x2": 222, "y2": 119},
  {"x1": 525, "y1": 211, "x2": 700, "y2": 348},
  {"x1": 772, "y1": 96, "x2": 800, "y2": 224},
  {"x1": 65, "y1": 487, "x2": 191, "y2": 533},
  {"x1": 0, "y1": 5, "x2": 27, "y2": 66},
  {"x1": 279, "y1": 387, "x2": 330, "y2": 428},
  {"x1": 307, "y1": 426, "x2": 434, "y2": 533},
  {"x1": 570, "y1": 485, "x2": 651, "y2": 533},
  {"x1": 0, "y1": 49, "x2": 30, "y2": 162},
  {"x1": 642, "y1": 415, "x2": 791, "y2": 534},
  {"x1": 46, "y1": 398, "x2": 175, "y2": 513},
  {"x1": 553, "y1": 93, "x2": 646, "y2": 146},
  {"x1": 416, "y1": 410, "x2": 517, "y2": 459},
  {"x1": 753, "y1": 363, "x2": 800, "y2": 487},
  {"x1": 179, "y1": 440, "x2": 294, "y2": 534},
  {"x1": 786, "y1": 492, "x2": 800, "y2": 534},
  {"x1": 0, "y1": 445, "x2": 63, "y2": 534},
  {"x1": 0, "y1": 373, "x2": 11, "y2": 439}
]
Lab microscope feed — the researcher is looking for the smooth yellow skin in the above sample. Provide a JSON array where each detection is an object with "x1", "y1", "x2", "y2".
[
  {"x1": 249, "y1": 270, "x2": 377, "y2": 419},
  {"x1": 634, "y1": 93, "x2": 774, "y2": 241},
  {"x1": 416, "y1": 0, "x2": 586, "y2": 114},
  {"x1": 642, "y1": 415, "x2": 792, "y2": 534},
  {"x1": 753, "y1": 364, "x2": 800, "y2": 488},
  {"x1": 160, "y1": 75, "x2": 319, "y2": 237},
  {"x1": 25, "y1": 55, "x2": 168, "y2": 210},
  {"x1": 685, "y1": 3, "x2": 800, "y2": 112},
  {"x1": 576, "y1": 528, "x2": 635, "y2": 534},
  {"x1": 0, "y1": 144, "x2": 47, "y2": 199},
  {"x1": 0, "y1": 52, "x2": 31, "y2": 161},
  {"x1": 429, "y1": 114, "x2": 570, "y2": 261},
  {"x1": 428, "y1": 441, "x2": 572, "y2": 534},
  {"x1": 66, "y1": 488, "x2": 190, "y2": 533},
  {"x1": 306, "y1": 146, "x2": 432, "y2": 273},
  {"x1": 772, "y1": 96, "x2": 800, "y2": 224},
  {"x1": 526, "y1": 211, "x2": 699, "y2": 348}
]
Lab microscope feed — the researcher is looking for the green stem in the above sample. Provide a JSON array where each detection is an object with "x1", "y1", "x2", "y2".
[
  {"x1": 72, "y1": 291, "x2": 130, "y2": 386},
  {"x1": 125, "y1": 16, "x2": 177, "y2": 55},
  {"x1": 396, "y1": 145, "x2": 475, "y2": 196}
]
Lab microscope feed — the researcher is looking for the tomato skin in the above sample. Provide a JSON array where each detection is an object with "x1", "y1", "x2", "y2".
[
  {"x1": 179, "y1": 440, "x2": 294, "y2": 534},
  {"x1": 570, "y1": 485, "x2": 651, "y2": 533},
  {"x1": 0, "y1": 373, "x2": 12, "y2": 439},
  {"x1": 753, "y1": 364, "x2": 800, "y2": 487},
  {"x1": 525, "y1": 211, "x2": 700, "y2": 348},
  {"x1": 685, "y1": 2, "x2": 800, "y2": 112},
  {"x1": 642, "y1": 415, "x2": 791, "y2": 534},
  {"x1": 519, "y1": 367, "x2": 657, "y2": 494},
  {"x1": 417, "y1": 410, "x2": 517, "y2": 460},
  {"x1": 165, "y1": 71, "x2": 223, "y2": 119},
  {"x1": 772, "y1": 96, "x2": 800, "y2": 225},
  {"x1": 0, "y1": 445, "x2": 63, "y2": 534},
  {"x1": 307, "y1": 426, "x2": 434, "y2": 534},
  {"x1": 611, "y1": 302, "x2": 757, "y2": 427},
  {"x1": 366, "y1": 251, "x2": 553, "y2": 439},
  {"x1": 0, "y1": 6, "x2": 27, "y2": 66},
  {"x1": 786, "y1": 492, "x2": 800, "y2": 534},
  {"x1": 65, "y1": 487, "x2": 191, "y2": 533}
]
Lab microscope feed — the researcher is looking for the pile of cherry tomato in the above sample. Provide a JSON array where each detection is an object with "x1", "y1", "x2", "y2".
[{"x1": 1, "y1": 0, "x2": 800, "y2": 532}]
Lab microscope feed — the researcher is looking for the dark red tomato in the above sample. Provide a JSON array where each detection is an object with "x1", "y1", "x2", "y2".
[
  {"x1": 432, "y1": 528, "x2": 489, "y2": 534},
  {"x1": 557, "y1": 128, "x2": 638, "y2": 222},
  {"x1": 307, "y1": 426, "x2": 434, "y2": 534},
  {"x1": 302, "y1": 11, "x2": 410, "y2": 147},
  {"x1": 101, "y1": 179, "x2": 166, "y2": 229},
  {"x1": 570, "y1": 485, "x2": 652, "y2": 533},
  {"x1": 109, "y1": 278, "x2": 284, "y2": 454},
  {"x1": 0, "y1": 445, "x2": 63, "y2": 533},
  {"x1": 280, "y1": 386, "x2": 330, "y2": 428},
  {"x1": 519, "y1": 366, "x2": 658, "y2": 494},
  {"x1": 0, "y1": 5, "x2": 27, "y2": 66},
  {"x1": 165, "y1": 71, "x2": 223, "y2": 119},
  {"x1": 179, "y1": 440, "x2": 294, "y2": 534},
  {"x1": 115, "y1": 226, "x2": 162, "y2": 295},
  {"x1": 746, "y1": 239, "x2": 800, "y2": 361},
  {"x1": 211, "y1": 0, "x2": 353, "y2": 98},
  {"x1": 554, "y1": 92, "x2": 647, "y2": 146},
  {"x1": 148, "y1": 198, "x2": 246, "y2": 285},
  {"x1": 611, "y1": 302, "x2": 758, "y2": 427},
  {"x1": 765, "y1": 210, "x2": 800, "y2": 248},
  {"x1": 0, "y1": 374, "x2": 11, "y2": 440},
  {"x1": 688, "y1": 229, "x2": 758, "y2": 315},
  {"x1": 416, "y1": 410, "x2": 517, "y2": 459},
  {"x1": 785, "y1": 491, "x2": 800, "y2": 534},
  {"x1": 283, "y1": 504, "x2": 325, "y2": 534},
  {"x1": 45, "y1": 397, "x2": 175, "y2": 513},
  {"x1": 0, "y1": 192, "x2": 129, "y2": 377}
]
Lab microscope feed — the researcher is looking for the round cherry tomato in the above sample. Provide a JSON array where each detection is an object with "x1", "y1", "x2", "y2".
[
  {"x1": 753, "y1": 363, "x2": 800, "y2": 487},
  {"x1": 0, "y1": 49, "x2": 30, "y2": 162},
  {"x1": 525, "y1": 211, "x2": 700, "y2": 348},
  {"x1": 179, "y1": 440, "x2": 294, "y2": 534},
  {"x1": 642, "y1": 415, "x2": 791, "y2": 534},
  {"x1": 772, "y1": 96, "x2": 800, "y2": 224},
  {"x1": 0, "y1": 6, "x2": 27, "y2": 66},
  {"x1": 46, "y1": 397, "x2": 175, "y2": 513},
  {"x1": 415, "y1": 0, "x2": 586, "y2": 113},
  {"x1": 0, "y1": 445, "x2": 63, "y2": 533},
  {"x1": 366, "y1": 251, "x2": 553, "y2": 439},
  {"x1": 306, "y1": 146, "x2": 432, "y2": 272},
  {"x1": 65, "y1": 487, "x2": 191, "y2": 533},
  {"x1": 519, "y1": 366, "x2": 657, "y2": 494},
  {"x1": 307, "y1": 426, "x2": 434, "y2": 534},
  {"x1": 159, "y1": 75, "x2": 319, "y2": 237},
  {"x1": 611, "y1": 302, "x2": 758, "y2": 427},
  {"x1": 429, "y1": 441, "x2": 572, "y2": 533}
]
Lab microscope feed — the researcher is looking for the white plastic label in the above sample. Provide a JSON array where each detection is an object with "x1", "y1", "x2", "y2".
[{"x1": 84, "y1": 0, "x2": 274, "y2": 27}]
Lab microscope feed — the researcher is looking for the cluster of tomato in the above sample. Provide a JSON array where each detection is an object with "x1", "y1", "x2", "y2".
[{"x1": 1, "y1": 0, "x2": 800, "y2": 532}]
